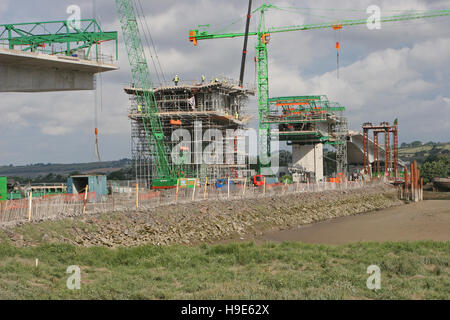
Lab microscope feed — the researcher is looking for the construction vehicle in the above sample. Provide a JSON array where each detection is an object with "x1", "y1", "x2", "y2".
[
  {"x1": 0, "y1": 177, "x2": 66, "y2": 200},
  {"x1": 115, "y1": 0, "x2": 180, "y2": 189},
  {"x1": 0, "y1": 177, "x2": 6, "y2": 201},
  {"x1": 0, "y1": 177, "x2": 26, "y2": 200},
  {"x1": 252, "y1": 174, "x2": 281, "y2": 187},
  {"x1": 189, "y1": 3, "x2": 450, "y2": 177}
]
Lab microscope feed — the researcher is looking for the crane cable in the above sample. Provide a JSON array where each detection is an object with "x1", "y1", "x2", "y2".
[
  {"x1": 133, "y1": 0, "x2": 166, "y2": 86},
  {"x1": 137, "y1": 0, "x2": 166, "y2": 84}
]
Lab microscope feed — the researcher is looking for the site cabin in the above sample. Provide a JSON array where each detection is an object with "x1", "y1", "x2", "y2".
[{"x1": 67, "y1": 175, "x2": 107, "y2": 202}]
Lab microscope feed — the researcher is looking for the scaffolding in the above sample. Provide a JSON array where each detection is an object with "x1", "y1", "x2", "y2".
[
  {"x1": 126, "y1": 80, "x2": 254, "y2": 188},
  {"x1": 266, "y1": 95, "x2": 349, "y2": 175}
]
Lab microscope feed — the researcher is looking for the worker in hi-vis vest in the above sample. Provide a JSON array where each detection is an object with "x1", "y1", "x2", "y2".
[
  {"x1": 138, "y1": 105, "x2": 142, "y2": 113},
  {"x1": 173, "y1": 75, "x2": 180, "y2": 86},
  {"x1": 201, "y1": 75, "x2": 206, "y2": 83}
]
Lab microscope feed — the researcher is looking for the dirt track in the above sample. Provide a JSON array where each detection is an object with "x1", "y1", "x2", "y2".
[{"x1": 260, "y1": 200, "x2": 450, "y2": 244}]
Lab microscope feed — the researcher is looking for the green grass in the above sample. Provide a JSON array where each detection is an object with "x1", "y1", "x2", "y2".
[{"x1": 0, "y1": 241, "x2": 448, "y2": 300}]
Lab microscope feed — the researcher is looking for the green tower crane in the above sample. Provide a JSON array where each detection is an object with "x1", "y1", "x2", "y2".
[
  {"x1": 115, "y1": 0, "x2": 178, "y2": 189},
  {"x1": 189, "y1": 3, "x2": 450, "y2": 174}
]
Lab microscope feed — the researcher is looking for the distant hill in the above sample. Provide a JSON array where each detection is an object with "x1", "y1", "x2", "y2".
[
  {"x1": 0, "y1": 159, "x2": 131, "y2": 178},
  {"x1": 399, "y1": 142, "x2": 450, "y2": 164}
]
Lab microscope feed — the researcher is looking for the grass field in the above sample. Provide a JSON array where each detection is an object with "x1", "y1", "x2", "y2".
[
  {"x1": 0, "y1": 241, "x2": 448, "y2": 300},
  {"x1": 399, "y1": 143, "x2": 450, "y2": 163}
]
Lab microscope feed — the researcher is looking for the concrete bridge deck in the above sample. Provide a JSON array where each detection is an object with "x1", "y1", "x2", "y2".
[{"x1": 0, "y1": 48, "x2": 118, "y2": 92}]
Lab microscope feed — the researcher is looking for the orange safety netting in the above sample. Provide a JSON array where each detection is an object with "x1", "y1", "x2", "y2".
[
  {"x1": 3, "y1": 192, "x2": 97, "y2": 211},
  {"x1": 139, "y1": 192, "x2": 161, "y2": 200}
]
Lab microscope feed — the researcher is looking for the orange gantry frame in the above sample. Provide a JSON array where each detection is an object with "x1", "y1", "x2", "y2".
[{"x1": 362, "y1": 122, "x2": 399, "y2": 181}]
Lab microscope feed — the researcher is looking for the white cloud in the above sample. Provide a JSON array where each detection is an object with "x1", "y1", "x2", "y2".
[
  {"x1": 0, "y1": 1, "x2": 8, "y2": 15},
  {"x1": 40, "y1": 125, "x2": 71, "y2": 136}
]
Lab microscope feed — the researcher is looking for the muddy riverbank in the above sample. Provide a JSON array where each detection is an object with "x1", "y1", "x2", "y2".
[{"x1": 257, "y1": 200, "x2": 450, "y2": 244}]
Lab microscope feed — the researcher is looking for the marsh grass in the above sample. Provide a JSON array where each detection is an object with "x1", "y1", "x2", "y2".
[{"x1": 0, "y1": 241, "x2": 448, "y2": 300}]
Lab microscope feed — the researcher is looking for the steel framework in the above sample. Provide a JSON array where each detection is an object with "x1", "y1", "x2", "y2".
[
  {"x1": 126, "y1": 80, "x2": 252, "y2": 187},
  {"x1": 116, "y1": 0, "x2": 178, "y2": 188},
  {"x1": 362, "y1": 122, "x2": 399, "y2": 180},
  {"x1": 0, "y1": 19, "x2": 118, "y2": 60},
  {"x1": 266, "y1": 95, "x2": 348, "y2": 176}
]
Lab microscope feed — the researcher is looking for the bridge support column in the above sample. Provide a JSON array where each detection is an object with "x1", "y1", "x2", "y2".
[{"x1": 292, "y1": 144, "x2": 323, "y2": 182}]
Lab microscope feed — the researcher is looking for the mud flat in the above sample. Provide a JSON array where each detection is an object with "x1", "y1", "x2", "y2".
[{"x1": 260, "y1": 200, "x2": 450, "y2": 244}]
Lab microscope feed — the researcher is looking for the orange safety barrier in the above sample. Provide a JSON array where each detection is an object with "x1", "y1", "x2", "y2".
[
  {"x1": 139, "y1": 191, "x2": 161, "y2": 201},
  {"x1": 170, "y1": 119, "x2": 182, "y2": 125},
  {"x1": 4, "y1": 199, "x2": 29, "y2": 210},
  {"x1": 62, "y1": 192, "x2": 96, "y2": 201},
  {"x1": 276, "y1": 102, "x2": 309, "y2": 106}
]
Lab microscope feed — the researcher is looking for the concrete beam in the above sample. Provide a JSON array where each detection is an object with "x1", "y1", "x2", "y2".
[{"x1": 0, "y1": 49, "x2": 118, "y2": 92}]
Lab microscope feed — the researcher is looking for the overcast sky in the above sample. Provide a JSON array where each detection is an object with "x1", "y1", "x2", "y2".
[{"x1": 0, "y1": 0, "x2": 449, "y2": 165}]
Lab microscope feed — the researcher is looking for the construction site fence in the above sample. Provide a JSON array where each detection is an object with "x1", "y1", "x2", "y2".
[{"x1": 0, "y1": 181, "x2": 381, "y2": 225}]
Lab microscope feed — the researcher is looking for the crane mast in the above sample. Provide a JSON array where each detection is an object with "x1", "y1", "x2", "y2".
[
  {"x1": 189, "y1": 3, "x2": 450, "y2": 173},
  {"x1": 115, "y1": 0, "x2": 176, "y2": 188}
]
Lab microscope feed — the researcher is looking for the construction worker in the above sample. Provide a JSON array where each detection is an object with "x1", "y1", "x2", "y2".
[
  {"x1": 214, "y1": 77, "x2": 219, "y2": 83},
  {"x1": 137, "y1": 105, "x2": 142, "y2": 113},
  {"x1": 235, "y1": 112, "x2": 239, "y2": 120},
  {"x1": 173, "y1": 75, "x2": 180, "y2": 86},
  {"x1": 201, "y1": 75, "x2": 206, "y2": 83}
]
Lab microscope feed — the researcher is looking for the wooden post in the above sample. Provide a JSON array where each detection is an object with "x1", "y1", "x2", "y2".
[
  {"x1": 282, "y1": 180, "x2": 288, "y2": 195},
  {"x1": 296, "y1": 180, "x2": 299, "y2": 193},
  {"x1": 203, "y1": 177, "x2": 208, "y2": 200},
  {"x1": 83, "y1": 185, "x2": 89, "y2": 214},
  {"x1": 175, "y1": 179, "x2": 180, "y2": 203},
  {"x1": 414, "y1": 161, "x2": 419, "y2": 203},
  {"x1": 112, "y1": 193, "x2": 115, "y2": 212},
  {"x1": 135, "y1": 183, "x2": 139, "y2": 209},
  {"x1": 263, "y1": 177, "x2": 266, "y2": 195},
  {"x1": 192, "y1": 179, "x2": 197, "y2": 201},
  {"x1": 243, "y1": 178, "x2": 247, "y2": 196},
  {"x1": 28, "y1": 192, "x2": 33, "y2": 222},
  {"x1": 227, "y1": 177, "x2": 230, "y2": 198},
  {"x1": 404, "y1": 166, "x2": 409, "y2": 201},
  {"x1": 420, "y1": 177, "x2": 423, "y2": 201},
  {"x1": 412, "y1": 162, "x2": 415, "y2": 202}
]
